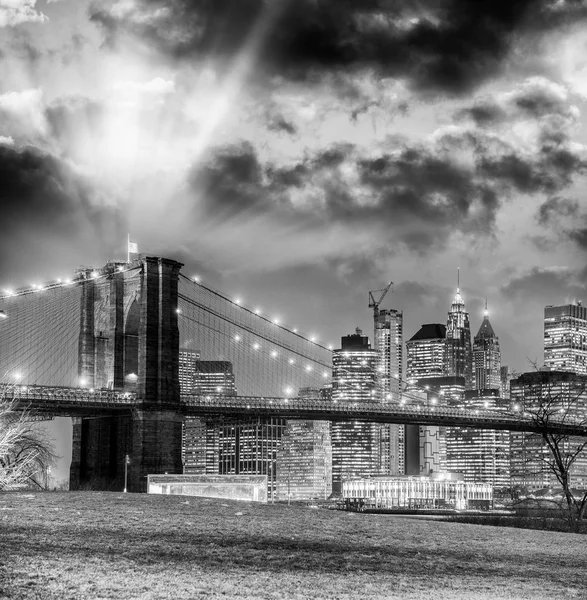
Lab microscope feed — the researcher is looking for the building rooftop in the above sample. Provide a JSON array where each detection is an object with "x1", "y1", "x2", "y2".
[{"x1": 408, "y1": 323, "x2": 446, "y2": 342}]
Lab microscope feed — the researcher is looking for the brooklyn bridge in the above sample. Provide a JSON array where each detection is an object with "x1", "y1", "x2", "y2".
[{"x1": 1, "y1": 255, "x2": 584, "y2": 492}]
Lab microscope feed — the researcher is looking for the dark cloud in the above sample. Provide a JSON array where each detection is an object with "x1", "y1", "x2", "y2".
[
  {"x1": 0, "y1": 145, "x2": 123, "y2": 268},
  {"x1": 501, "y1": 266, "x2": 587, "y2": 301},
  {"x1": 536, "y1": 197, "x2": 578, "y2": 226},
  {"x1": 89, "y1": 0, "x2": 587, "y2": 96},
  {"x1": 189, "y1": 141, "x2": 269, "y2": 218},
  {"x1": 266, "y1": 112, "x2": 297, "y2": 135},
  {"x1": 456, "y1": 103, "x2": 507, "y2": 126},
  {"x1": 568, "y1": 228, "x2": 587, "y2": 250}
]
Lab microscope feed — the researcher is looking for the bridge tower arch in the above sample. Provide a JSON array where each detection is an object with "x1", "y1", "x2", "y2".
[{"x1": 70, "y1": 256, "x2": 184, "y2": 492}]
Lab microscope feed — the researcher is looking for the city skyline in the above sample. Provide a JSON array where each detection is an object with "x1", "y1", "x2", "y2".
[{"x1": 1, "y1": 1, "x2": 587, "y2": 382}]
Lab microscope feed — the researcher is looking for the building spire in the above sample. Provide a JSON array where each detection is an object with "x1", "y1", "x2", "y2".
[
  {"x1": 484, "y1": 297, "x2": 488, "y2": 318},
  {"x1": 457, "y1": 267, "x2": 460, "y2": 294}
]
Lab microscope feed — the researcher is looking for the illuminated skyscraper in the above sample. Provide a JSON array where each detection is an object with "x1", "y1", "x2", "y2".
[
  {"x1": 445, "y1": 389, "x2": 510, "y2": 489},
  {"x1": 445, "y1": 274, "x2": 473, "y2": 389},
  {"x1": 331, "y1": 329, "x2": 378, "y2": 493},
  {"x1": 473, "y1": 301, "x2": 501, "y2": 391},
  {"x1": 510, "y1": 371, "x2": 587, "y2": 491},
  {"x1": 275, "y1": 387, "x2": 332, "y2": 501},
  {"x1": 544, "y1": 302, "x2": 587, "y2": 374},
  {"x1": 405, "y1": 325, "x2": 446, "y2": 475},
  {"x1": 374, "y1": 308, "x2": 404, "y2": 476},
  {"x1": 406, "y1": 324, "x2": 446, "y2": 380}
]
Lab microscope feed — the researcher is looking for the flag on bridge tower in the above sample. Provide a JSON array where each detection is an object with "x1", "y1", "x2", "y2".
[{"x1": 127, "y1": 235, "x2": 139, "y2": 262}]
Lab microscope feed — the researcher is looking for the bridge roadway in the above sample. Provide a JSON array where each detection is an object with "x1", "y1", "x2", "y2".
[{"x1": 2, "y1": 384, "x2": 587, "y2": 437}]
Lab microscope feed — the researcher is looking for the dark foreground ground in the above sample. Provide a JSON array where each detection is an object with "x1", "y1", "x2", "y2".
[{"x1": 0, "y1": 492, "x2": 586, "y2": 600}]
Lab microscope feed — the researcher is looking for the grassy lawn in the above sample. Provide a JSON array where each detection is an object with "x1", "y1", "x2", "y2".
[{"x1": 0, "y1": 492, "x2": 586, "y2": 600}]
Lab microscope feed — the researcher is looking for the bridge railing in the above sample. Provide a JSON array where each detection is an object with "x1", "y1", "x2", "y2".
[
  {"x1": 0, "y1": 384, "x2": 137, "y2": 407},
  {"x1": 179, "y1": 394, "x2": 587, "y2": 435}
]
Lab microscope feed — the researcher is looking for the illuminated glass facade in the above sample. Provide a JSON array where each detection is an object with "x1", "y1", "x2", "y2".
[
  {"x1": 405, "y1": 323, "x2": 447, "y2": 477},
  {"x1": 274, "y1": 387, "x2": 333, "y2": 501},
  {"x1": 445, "y1": 389, "x2": 510, "y2": 489},
  {"x1": 343, "y1": 475, "x2": 493, "y2": 510},
  {"x1": 331, "y1": 330, "x2": 378, "y2": 493},
  {"x1": 445, "y1": 287, "x2": 473, "y2": 389},
  {"x1": 473, "y1": 307, "x2": 501, "y2": 392},
  {"x1": 275, "y1": 419, "x2": 332, "y2": 501},
  {"x1": 407, "y1": 376, "x2": 466, "y2": 476},
  {"x1": 374, "y1": 308, "x2": 404, "y2": 476},
  {"x1": 406, "y1": 324, "x2": 446, "y2": 380},
  {"x1": 544, "y1": 303, "x2": 587, "y2": 374},
  {"x1": 510, "y1": 371, "x2": 587, "y2": 491}
]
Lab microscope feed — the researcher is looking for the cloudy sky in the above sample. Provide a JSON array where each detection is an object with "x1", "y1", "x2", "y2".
[{"x1": 2, "y1": 0, "x2": 587, "y2": 380}]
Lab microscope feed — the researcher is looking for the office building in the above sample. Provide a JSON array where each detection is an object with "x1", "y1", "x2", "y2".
[
  {"x1": 406, "y1": 376, "x2": 466, "y2": 476},
  {"x1": 510, "y1": 370, "x2": 587, "y2": 491},
  {"x1": 178, "y1": 349, "x2": 200, "y2": 393},
  {"x1": 182, "y1": 360, "x2": 237, "y2": 475},
  {"x1": 445, "y1": 279, "x2": 473, "y2": 389},
  {"x1": 405, "y1": 322, "x2": 447, "y2": 477},
  {"x1": 331, "y1": 329, "x2": 378, "y2": 493},
  {"x1": 544, "y1": 302, "x2": 587, "y2": 374},
  {"x1": 406, "y1": 324, "x2": 446, "y2": 381},
  {"x1": 374, "y1": 308, "x2": 404, "y2": 476},
  {"x1": 274, "y1": 387, "x2": 332, "y2": 501},
  {"x1": 473, "y1": 302, "x2": 501, "y2": 392},
  {"x1": 445, "y1": 389, "x2": 510, "y2": 489},
  {"x1": 500, "y1": 366, "x2": 513, "y2": 400}
]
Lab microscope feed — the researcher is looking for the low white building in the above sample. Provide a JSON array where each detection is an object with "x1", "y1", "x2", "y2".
[{"x1": 342, "y1": 474, "x2": 492, "y2": 510}]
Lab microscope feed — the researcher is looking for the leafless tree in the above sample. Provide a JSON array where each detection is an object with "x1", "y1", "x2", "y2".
[
  {"x1": 513, "y1": 370, "x2": 587, "y2": 529},
  {"x1": 0, "y1": 394, "x2": 57, "y2": 491}
]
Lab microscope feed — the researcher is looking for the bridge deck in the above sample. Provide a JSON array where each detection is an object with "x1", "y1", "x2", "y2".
[{"x1": 3, "y1": 384, "x2": 585, "y2": 436}]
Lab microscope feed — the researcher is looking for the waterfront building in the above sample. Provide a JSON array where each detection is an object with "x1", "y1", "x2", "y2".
[
  {"x1": 510, "y1": 370, "x2": 587, "y2": 491},
  {"x1": 473, "y1": 302, "x2": 501, "y2": 391},
  {"x1": 544, "y1": 302, "x2": 587, "y2": 374},
  {"x1": 342, "y1": 473, "x2": 492, "y2": 510},
  {"x1": 445, "y1": 277, "x2": 474, "y2": 389},
  {"x1": 374, "y1": 308, "x2": 404, "y2": 476},
  {"x1": 331, "y1": 329, "x2": 378, "y2": 493}
]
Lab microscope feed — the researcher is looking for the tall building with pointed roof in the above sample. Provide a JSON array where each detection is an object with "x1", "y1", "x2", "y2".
[
  {"x1": 444, "y1": 271, "x2": 473, "y2": 389},
  {"x1": 473, "y1": 301, "x2": 501, "y2": 391}
]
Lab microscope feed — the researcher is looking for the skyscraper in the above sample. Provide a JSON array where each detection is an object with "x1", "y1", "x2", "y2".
[
  {"x1": 331, "y1": 329, "x2": 378, "y2": 493},
  {"x1": 510, "y1": 371, "x2": 587, "y2": 491},
  {"x1": 406, "y1": 324, "x2": 446, "y2": 380},
  {"x1": 445, "y1": 389, "x2": 510, "y2": 489},
  {"x1": 405, "y1": 324, "x2": 447, "y2": 475},
  {"x1": 374, "y1": 309, "x2": 403, "y2": 402},
  {"x1": 275, "y1": 387, "x2": 332, "y2": 501},
  {"x1": 374, "y1": 308, "x2": 404, "y2": 476},
  {"x1": 473, "y1": 301, "x2": 501, "y2": 391},
  {"x1": 445, "y1": 274, "x2": 473, "y2": 389},
  {"x1": 544, "y1": 302, "x2": 587, "y2": 374},
  {"x1": 182, "y1": 360, "x2": 238, "y2": 475}
]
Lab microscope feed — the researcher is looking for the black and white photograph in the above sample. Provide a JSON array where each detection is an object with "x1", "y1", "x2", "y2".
[{"x1": 1, "y1": 1, "x2": 587, "y2": 598}]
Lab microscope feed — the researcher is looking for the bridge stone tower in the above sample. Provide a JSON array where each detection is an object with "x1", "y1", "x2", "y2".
[{"x1": 70, "y1": 256, "x2": 184, "y2": 492}]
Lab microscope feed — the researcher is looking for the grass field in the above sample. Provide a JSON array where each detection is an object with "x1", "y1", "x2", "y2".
[{"x1": 0, "y1": 492, "x2": 586, "y2": 600}]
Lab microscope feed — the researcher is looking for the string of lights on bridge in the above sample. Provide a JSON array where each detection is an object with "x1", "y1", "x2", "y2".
[
  {"x1": 181, "y1": 274, "x2": 335, "y2": 352},
  {"x1": 0, "y1": 261, "x2": 141, "y2": 301}
]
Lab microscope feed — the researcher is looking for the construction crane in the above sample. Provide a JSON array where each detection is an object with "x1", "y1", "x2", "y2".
[{"x1": 368, "y1": 281, "x2": 393, "y2": 319}]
